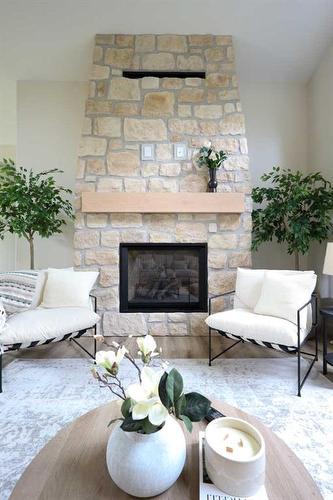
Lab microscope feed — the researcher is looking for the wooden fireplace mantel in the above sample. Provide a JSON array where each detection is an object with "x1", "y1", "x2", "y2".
[{"x1": 81, "y1": 192, "x2": 245, "y2": 214}]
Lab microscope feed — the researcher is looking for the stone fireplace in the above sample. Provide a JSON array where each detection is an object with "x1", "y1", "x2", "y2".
[{"x1": 74, "y1": 34, "x2": 252, "y2": 337}]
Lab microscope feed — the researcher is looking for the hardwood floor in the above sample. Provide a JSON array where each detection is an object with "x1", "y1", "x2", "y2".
[{"x1": 3, "y1": 335, "x2": 333, "y2": 383}]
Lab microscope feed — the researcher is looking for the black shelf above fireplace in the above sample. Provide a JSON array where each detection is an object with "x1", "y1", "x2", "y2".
[{"x1": 119, "y1": 243, "x2": 208, "y2": 313}]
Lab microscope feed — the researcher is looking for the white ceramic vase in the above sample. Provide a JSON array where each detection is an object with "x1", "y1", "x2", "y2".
[{"x1": 106, "y1": 416, "x2": 186, "y2": 497}]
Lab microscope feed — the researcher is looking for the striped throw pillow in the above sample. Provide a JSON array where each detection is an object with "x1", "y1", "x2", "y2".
[{"x1": 0, "y1": 271, "x2": 40, "y2": 315}]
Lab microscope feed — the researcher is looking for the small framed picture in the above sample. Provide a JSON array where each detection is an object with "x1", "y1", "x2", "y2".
[
  {"x1": 141, "y1": 144, "x2": 155, "y2": 161},
  {"x1": 174, "y1": 143, "x2": 187, "y2": 160}
]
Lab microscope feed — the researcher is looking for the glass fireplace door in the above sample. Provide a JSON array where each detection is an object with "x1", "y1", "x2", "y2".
[{"x1": 119, "y1": 243, "x2": 207, "y2": 313}]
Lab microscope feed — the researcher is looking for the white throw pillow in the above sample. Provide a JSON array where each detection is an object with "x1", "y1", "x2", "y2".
[
  {"x1": 40, "y1": 270, "x2": 98, "y2": 309},
  {"x1": 254, "y1": 271, "x2": 317, "y2": 326},
  {"x1": 33, "y1": 267, "x2": 75, "y2": 308},
  {"x1": 234, "y1": 268, "x2": 315, "y2": 311},
  {"x1": 234, "y1": 268, "x2": 266, "y2": 310}
]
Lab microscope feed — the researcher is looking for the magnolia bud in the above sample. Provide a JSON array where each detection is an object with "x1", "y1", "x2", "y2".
[{"x1": 109, "y1": 363, "x2": 119, "y2": 376}]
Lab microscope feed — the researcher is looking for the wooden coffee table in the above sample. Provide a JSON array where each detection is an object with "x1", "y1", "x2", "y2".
[{"x1": 10, "y1": 400, "x2": 323, "y2": 500}]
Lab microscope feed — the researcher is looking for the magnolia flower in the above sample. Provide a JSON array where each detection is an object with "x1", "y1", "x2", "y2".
[
  {"x1": 137, "y1": 335, "x2": 158, "y2": 363},
  {"x1": 95, "y1": 346, "x2": 127, "y2": 375},
  {"x1": 127, "y1": 366, "x2": 168, "y2": 426}
]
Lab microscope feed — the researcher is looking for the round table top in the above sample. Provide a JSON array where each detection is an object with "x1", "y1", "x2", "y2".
[{"x1": 10, "y1": 400, "x2": 323, "y2": 500}]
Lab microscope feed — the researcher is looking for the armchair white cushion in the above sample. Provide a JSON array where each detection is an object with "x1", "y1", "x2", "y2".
[
  {"x1": 0, "y1": 268, "x2": 100, "y2": 348},
  {"x1": 0, "y1": 307, "x2": 99, "y2": 346},
  {"x1": 206, "y1": 308, "x2": 309, "y2": 347},
  {"x1": 206, "y1": 268, "x2": 316, "y2": 349}
]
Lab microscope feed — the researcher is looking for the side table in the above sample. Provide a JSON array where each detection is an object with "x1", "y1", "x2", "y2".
[{"x1": 320, "y1": 306, "x2": 333, "y2": 374}]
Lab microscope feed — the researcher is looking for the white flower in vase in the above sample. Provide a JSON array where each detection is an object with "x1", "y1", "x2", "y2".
[
  {"x1": 95, "y1": 345, "x2": 127, "y2": 375},
  {"x1": 93, "y1": 334, "x2": 210, "y2": 434},
  {"x1": 93, "y1": 333, "x2": 211, "y2": 498},
  {"x1": 137, "y1": 334, "x2": 158, "y2": 363},
  {"x1": 127, "y1": 366, "x2": 169, "y2": 426}
]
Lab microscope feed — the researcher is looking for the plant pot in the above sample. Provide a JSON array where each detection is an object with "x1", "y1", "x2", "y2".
[
  {"x1": 208, "y1": 167, "x2": 218, "y2": 192},
  {"x1": 106, "y1": 416, "x2": 186, "y2": 497}
]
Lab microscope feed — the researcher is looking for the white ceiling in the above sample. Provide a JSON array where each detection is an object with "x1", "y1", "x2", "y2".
[{"x1": 1, "y1": 0, "x2": 333, "y2": 83}]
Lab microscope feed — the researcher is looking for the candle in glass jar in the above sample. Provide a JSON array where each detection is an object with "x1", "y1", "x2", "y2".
[{"x1": 212, "y1": 426, "x2": 260, "y2": 461}]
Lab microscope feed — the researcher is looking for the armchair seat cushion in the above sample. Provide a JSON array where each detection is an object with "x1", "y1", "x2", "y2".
[
  {"x1": 0, "y1": 307, "x2": 99, "y2": 346},
  {"x1": 205, "y1": 308, "x2": 309, "y2": 348}
]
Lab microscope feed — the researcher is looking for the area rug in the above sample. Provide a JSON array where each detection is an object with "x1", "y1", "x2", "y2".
[{"x1": 0, "y1": 357, "x2": 332, "y2": 499}]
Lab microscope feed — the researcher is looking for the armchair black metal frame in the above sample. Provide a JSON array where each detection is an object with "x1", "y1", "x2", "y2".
[
  {"x1": 0, "y1": 293, "x2": 98, "y2": 393},
  {"x1": 208, "y1": 290, "x2": 319, "y2": 397}
]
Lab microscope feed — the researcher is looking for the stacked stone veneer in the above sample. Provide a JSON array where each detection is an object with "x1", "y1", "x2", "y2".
[{"x1": 75, "y1": 34, "x2": 252, "y2": 336}]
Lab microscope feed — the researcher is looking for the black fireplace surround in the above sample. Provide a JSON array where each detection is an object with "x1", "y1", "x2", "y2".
[{"x1": 119, "y1": 243, "x2": 208, "y2": 313}]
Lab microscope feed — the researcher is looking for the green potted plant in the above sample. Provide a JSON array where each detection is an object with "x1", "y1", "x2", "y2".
[
  {"x1": 0, "y1": 158, "x2": 74, "y2": 269},
  {"x1": 197, "y1": 144, "x2": 228, "y2": 192},
  {"x1": 252, "y1": 167, "x2": 333, "y2": 269}
]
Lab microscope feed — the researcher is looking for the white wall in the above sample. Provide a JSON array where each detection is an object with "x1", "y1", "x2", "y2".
[
  {"x1": 307, "y1": 43, "x2": 333, "y2": 297},
  {"x1": 239, "y1": 81, "x2": 308, "y2": 270},
  {"x1": 0, "y1": 79, "x2": 17, "y2": 271},
  {"x1": 16, "y1": 81, "x2": 87, "y2": 269},
  {"x1": 0, "y1": 79, "x2": 16, "y2": 151}
]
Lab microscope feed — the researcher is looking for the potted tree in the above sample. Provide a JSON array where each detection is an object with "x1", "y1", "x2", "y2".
[
  {"x1": 252, "y1": 167, "x2": 333, "y2": 270},
  {"x1": 0, "y1": 158, "x2": 74, "y2": 269}
]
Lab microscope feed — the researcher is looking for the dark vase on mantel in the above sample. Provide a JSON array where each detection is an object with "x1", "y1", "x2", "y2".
[{"x1": 207, "y1": 167, "x2": 218, "y2": 192}]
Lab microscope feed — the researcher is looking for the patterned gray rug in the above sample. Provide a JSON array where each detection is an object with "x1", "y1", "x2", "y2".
[{"x1": 0, "y1": 357, "x2": 332, "y2": 500}]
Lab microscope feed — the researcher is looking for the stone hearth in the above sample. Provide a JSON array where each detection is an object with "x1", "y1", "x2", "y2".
[{"x1": 74, "y1": 34, "x2": 252, "y2": 336}]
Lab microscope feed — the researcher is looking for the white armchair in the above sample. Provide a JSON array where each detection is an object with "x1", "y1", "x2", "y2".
[
  {"x1": 206, "y1": 268, "x2": 319, "y2": 396},
  {"x1": 0, "y1": 269, "x2": 100, "y2": 393}
]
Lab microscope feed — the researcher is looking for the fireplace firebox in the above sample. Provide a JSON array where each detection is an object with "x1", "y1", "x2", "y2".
[{"x1": 119, "y1": 243, "x2": 208, "y2": 313}]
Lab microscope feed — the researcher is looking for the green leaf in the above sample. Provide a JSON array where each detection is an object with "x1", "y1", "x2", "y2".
[
  {"x1": 174, "y1": 394, "x2": 186, "y2": 418},
  {"x1": 166, "y1": 368, "x2": 183, "y2": 404},
  {"x1": 141, "y1": 417, "x2": 162, "y2": 435},
  {"x1": 197, "y1": 146, "x2": 228, "y2": 170},
  {"x1": 180, "y1": 414, "x2": 193, "y2": 432},
  {"x1": 120, "y1": 416, "x2": 143, "y2": 433},
  {"x1": 121, "y1": 398, "x2": 132, "y2": 418},
  {"x1": 183, "y1": 392, "x2": 211, "y2": 422},
  {"x1": 158, "y1": 372, "x2": 172, "y2": 409},
  {"x1": 120, "y1": 416, "x2": 162, "y2": 434}
]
